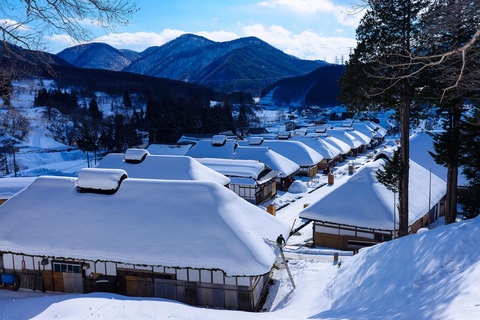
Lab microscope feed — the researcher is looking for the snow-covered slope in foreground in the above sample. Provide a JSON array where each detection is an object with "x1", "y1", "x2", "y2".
[
  {"x1": 2, "y1": 217, "x2": 480, "y2": 319},
  {"x1": 321, "y1": 217, "x2": 480, "y2": 319}
]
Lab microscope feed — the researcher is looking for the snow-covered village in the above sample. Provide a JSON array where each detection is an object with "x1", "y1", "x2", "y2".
[{"x1": 1, "y1": 1, "x2": 480, "y2": 319}]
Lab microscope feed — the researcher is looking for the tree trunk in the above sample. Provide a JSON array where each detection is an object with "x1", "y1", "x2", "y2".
[
  {"x1": 445, "y1": 101, "x2": 462, "y2": 224},
  {"x1": 398, "y1": 92, "x2": 411, "y2": 237}
]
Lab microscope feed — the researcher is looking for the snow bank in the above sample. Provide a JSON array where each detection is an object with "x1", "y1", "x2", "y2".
[
  {"x1": 320, "y1": 216, "x2": 480, "y2": 319},
  {"x1": 288, "y1": 181, "x2": 308, "y2": 193}
]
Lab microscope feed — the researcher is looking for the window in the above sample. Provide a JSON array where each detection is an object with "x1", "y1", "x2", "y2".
[{"x1": 53, "y1": 262, "x2": 81, "y2": 273}]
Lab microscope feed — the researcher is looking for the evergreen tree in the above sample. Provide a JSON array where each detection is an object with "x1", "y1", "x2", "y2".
[
  {"x1": 339, "y1": 0, "x2": 428, "y2": 237},
  {"x1": 418, "y1": 0, "x2": 480, "y2": 224},
  {"x1": 459, "y1": 106, "x2": 480, "y2": 218},
  {"x1": 123, "y1": 90, "x2": 132, "y2": 109}
]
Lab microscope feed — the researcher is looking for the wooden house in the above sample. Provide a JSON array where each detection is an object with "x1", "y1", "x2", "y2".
[
  {"x1": 196, "y1": 158, "x2": 277, "y2": 205},
  {"x1": 238, "y1": 138, "x2": 323, "y2": 178},
  {"x1": 186, "y1": 137, "x2": 300, "y2": 191},
  {"x1": 233, "y1": 146, "x2": 299, "y2": 191},
  {"x1": 96, "y1": 149, "x2": 230, "y2": 186},
  {"x1": 317, "y1": 134, "x2": 351, "y2": 162},
  {"x1": 284, "y1": 121, "x2": 296, "y2": 132},
  {"x1": 0, "y1": 168, "x2": 289, "y2": 311},
  {"x1": 291, "y1": 136, "x2": 341, "y2": 171},
  {"x1": 299, "y1": 160, "x2": 446, "y2": 251},
  {"x1": 324, "y1": 129, "x2": 363, "y2": 157}
]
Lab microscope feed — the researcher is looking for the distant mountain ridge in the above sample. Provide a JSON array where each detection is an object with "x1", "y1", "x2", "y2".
[
  {"x1": 56, "y1": 34, "x2": 327, "y2": 95},
  {"x1": 261, "y1": 64, "x2": 346, "y2": 107}
]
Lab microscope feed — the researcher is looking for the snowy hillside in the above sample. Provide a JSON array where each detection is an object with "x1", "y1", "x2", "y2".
[{"x1": 57, "y1": 43, "x2": 135, "y2": 71}]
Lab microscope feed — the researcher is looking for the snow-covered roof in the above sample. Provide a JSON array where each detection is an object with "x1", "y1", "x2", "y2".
[
  {"x1": 326, "y1": 129, "x2": 363, "y2": 149},
  {"x1": 347, "y1": 130, "x2": 372, "y2": 145},
  {"x1": 318, "y1": 135, "x2": 351, "y2": 155},
  {"x1": 146, "y1": 144, "x2": 192, "y2": 156},
  {"x1": 211, "y1": 135, "x2": 227, "y2": 146},
  {"x1": 77, "y1": 168, "x2": 128, "y2": 192},
  {"x1": 233, "y1": 146, "x2": 299, "y2": 178},
  {"x1": 277, "y1": 131, "x2": 291, "y2": 139},
  {"x1": 351, "y1": 122, "x2": 376, "y2": 138},
  {"x1": 96, "y1": 154, "x2": 230, "y2": 186},
  {"x1": 300, "y1": 159, "x2": 446, "y2": 230},
  {"x1": 374, "y1": 146, "x2": 397, "y2": 161},
  {"x1": 342, "y1": 119, "x2": 354, "y2": 127},
  {"x1": 0, "y1": 176, "x2": 289, "y2": 276},
  {"x1": 238, "y1": 139, "x2": 323, "y2": 167},
  {"x1": 195, "y1": 158, "x2": 269, "y2": 180},
  {"x1": 185, "y1": 139, "x2": 237, "y2": 159},
  {"x1": 0, "y1": 177, "x2": 36, "y2": 200},
  {"x1": 248, "y1": 137, "x2": 264, "y2": 145},
  {"x1": 291, "y1": 136, "x2": 341, "y2": 160},
  {"x1": 409, "y1": 130, "x2": 467, "y2": 186},
  {"x1": 294, "y1": 129, "x2": 307, "y2": 136},
  {"x1": 124, "y1": 149, "x2": 149, "y2": 162}
]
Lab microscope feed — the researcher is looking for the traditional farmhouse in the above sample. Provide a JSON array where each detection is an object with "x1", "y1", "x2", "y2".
[
  {"x1": 0, "y1": 177, "x2": 36, "y2": 206},
  {"x1": 233, "y1": 146, "x2": 299, "y2": 191},
  {"x1": 284, "y1": 121, "x2": 296, "y2": 132},
  {"x1": 238, "y1": 138, "x2": 323, "y2": 177},
  {"x1": 325, "y1": 129, "x2": 364, "y2": 156},
  {"x1": 96, "y1": 149, "x2": 230, "y2": 186},
  {"x1": 346, "y1": 129, "x2": 371, "y2": 152},
  {"x1": 0, "y1": 168, "x2": 289, "y2": 311},
  {"x1": 186, "y1": 136, "x2": 300, "y2": 191},
  {"x1": 196, "y1": 158, "x2": 277, "y2": 204},
  {"x1": 317, "y1": 134, "x2": 351, "y2": 161},
  {"x1": 299, "y1": 159, "x2": 446, "y2": 251},
  {"x1": 291, "y1": 136, "x2": 341, "y2": 171}
]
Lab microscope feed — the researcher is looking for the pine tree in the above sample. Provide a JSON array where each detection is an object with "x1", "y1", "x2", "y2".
[
  {"x1": 459, "y1": 105, "x2": 480, "y2": 218},
  {"x1": 339, "y1": 0, "x2": 428, "y2": 237},
  {"x1": 418, "y1": 0, "x2": 480, "y2": 224}
]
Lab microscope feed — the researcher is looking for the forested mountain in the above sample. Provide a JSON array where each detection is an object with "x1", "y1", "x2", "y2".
[
  {"x1": 261, "y1": 65, "x2": 346, "y2": 107},
  {"x1": 57, "y1": 43, "x2": 137, "y2": 71},
  {"x1": 56, "y1": 34, "x2": 325, "y2": 95}
]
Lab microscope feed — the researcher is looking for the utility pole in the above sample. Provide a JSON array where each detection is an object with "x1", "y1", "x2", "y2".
[{"x1": 152, "y1": 128, "x2": 158, "y2": 144}]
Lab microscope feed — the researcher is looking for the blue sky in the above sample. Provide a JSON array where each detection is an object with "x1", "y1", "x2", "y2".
[{"x1": 47, "y1": 0, "x2": 362, "y2": 63}]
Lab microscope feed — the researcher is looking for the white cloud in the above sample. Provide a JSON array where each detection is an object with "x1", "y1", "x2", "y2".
[
  {"x1": 257, "y1": 0, "x2": 361, "y2": 27},
  {"x1": 93, "y1": 29, "x2": 185, "y2": 51},
  {"x1": 0, "y1": 19, "x2": 30, "y2": 31},
  {"x1": 241, "y1": 24, "x2": 356, "y2": 63},
  {"x1": 196, "y1": 30, "x2": 238, "y2": 42},
  {"x1": 47, "y1": 25, "x2": 355, "y2": 63}
]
